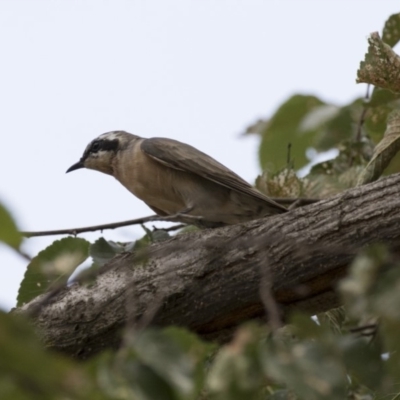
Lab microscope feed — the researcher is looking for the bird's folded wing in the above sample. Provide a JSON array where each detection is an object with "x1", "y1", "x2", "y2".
[{"x1": 141, "y1": 137, "x2": 287, "y2": 211}]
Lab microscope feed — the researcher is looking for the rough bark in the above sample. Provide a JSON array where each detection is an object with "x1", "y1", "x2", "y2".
[{"x1": 19, "y1": 173, "x2": 400, "y2": 359}]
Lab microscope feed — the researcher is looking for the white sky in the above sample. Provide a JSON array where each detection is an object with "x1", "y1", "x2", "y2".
[{"x1": 1, "y1": 0, "x2": 398, "y2": 310}]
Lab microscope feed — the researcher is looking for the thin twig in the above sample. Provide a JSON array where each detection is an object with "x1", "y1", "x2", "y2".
[
  {"x1": 20, "y1": 197, "x2": 320, "y2": 239},
  {"x1": 20, "y1": 215, "x2": 186, "y2": 238},
  {"x1": 287, "y1": 142, "x2": 292, "y2": 167},
  {"x1": 348, "y1": 323, "x2": 377, "y2": 333},
  {"x1": 13, "y1": 247, "x2": 32, "y2": 261},
  {"x1": 155, "y1": 224, "x2": 186, "y2": 232},
  {"x1": 355, "y1": 84, "x2": 371, "y2": 142}
]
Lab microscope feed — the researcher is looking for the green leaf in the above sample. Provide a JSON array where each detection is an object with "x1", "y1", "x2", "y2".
[
  {"x1": 339, "y1": 245, "x2": 389, "y2": 320},
  {"x1": 262, "y1": 338, "x2": 348, "y2": 400},
  {"x1": 0, "y1": 311, "x2": 98, "y2": 400},
  {"x1": 17, "y1": 237, "x2": 90, "y2": 307},
  {"x1": 258, "y1": 94, "x2": 325, "y2": 172},
  {"x1": 150, "y1": 229, "x2": 171, "y2": 242},
  {"x1": 262, "y1": 312, "x2": 387, "y2": 397},
  {"x1": 132, "y1": 232, "x2": 152, "y2": 252},
  {"x1": 365, "y1": 88, "x2": 400, "y2": 144},
  {"x1": 162, "y1": 327, "x2": 215, "y2": 393},
  {"x1": 112, "y1": 328, "x2": 211, "y2": 400},
  {"x1": 341, "y1": 336, "x2": 385, "y2": 391},
  {"x1": 207, "y1": 325, "x2": 266, "y2": 400},
  {"x1": 89, "y1": 237, "x2": 125, "y2": 267},
  {"x1": 368, "y1": 87, "x2": 400, "y2": 108},
  {"x1": 140, "y1": 225, "x2": 171, "y2": 243},
  {"x1": 176, "y1": 225, "x2": 199, "y2": 235},
  {"x1": 100, "y1": 351, "x2": 178, "y2": 400},
  {"x1": 0, "y1": 202, "x2": 22, "y2": 249},
  {"x1": 365, "y1": 104, "x2": 397, "y2": 144},
  {"x1": 314, "y1": 104, "x2": 359, "y2": 151},
  {"x1": 382, "y1": 12, "x2": 400, "y2": 48},
  {"x1": 306, "y1": 140, "x2": 372, "y2": 197},
  {"x1": 267, "y1": 389, "x2": 297, "y2": 399},
  {"x1": 298, "y1": 104, "x2": 339, "y2": 133},
  {"x1": 133, "y1": 330, "x2": 197, "y2": 396},
  {"x1": 338, "y1": 245, "x2": 400, "y2": 385}
]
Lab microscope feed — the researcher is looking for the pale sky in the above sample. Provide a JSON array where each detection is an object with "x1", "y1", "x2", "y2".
[{"x1": 1, "y1": 1, "x2": 398, "y2": 310}]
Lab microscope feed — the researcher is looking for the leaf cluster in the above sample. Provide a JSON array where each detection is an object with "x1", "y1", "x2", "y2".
[
  {"x1": 246, "y1": 13, "x2": 400, "y2": 196},
  {"x1": 3, "y1": 246, "x2": 400, "y2": 399}
]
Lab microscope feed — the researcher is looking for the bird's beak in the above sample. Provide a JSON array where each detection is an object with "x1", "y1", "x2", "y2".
[{"x1": 66, "y1": 160, "x2": 84, "y2": 173}]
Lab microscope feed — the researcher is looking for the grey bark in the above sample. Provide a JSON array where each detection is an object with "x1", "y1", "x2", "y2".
[{"x1": 19, "y1": 173, "x2": 400, "y2": 359}]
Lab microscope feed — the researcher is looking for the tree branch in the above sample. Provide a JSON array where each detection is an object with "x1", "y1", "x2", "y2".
[
  {"x1": 20, "y1": 198, "x2": 318, "y2": 238},
  {"x1": 17, "y1": 173, "x2": 400, "y2": 359},
  {"x1": 20, "y1": 215, "x2": 185, "y2": 237}
]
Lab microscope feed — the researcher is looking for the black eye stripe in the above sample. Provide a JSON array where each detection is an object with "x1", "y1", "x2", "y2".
[
  {"x1": 89, "y1": 139, "x2": 119, "y2": 153},
  {"x1": 81, "y1": 138, "x2": 120, "y2": 161},
  {"x1": 102, "y1": 139, "x2": 119, "y2": 151}
]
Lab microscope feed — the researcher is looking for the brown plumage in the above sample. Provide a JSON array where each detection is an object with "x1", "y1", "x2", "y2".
[{"x1": 67, "y1": 131, "x2": 289, "y2": 228}]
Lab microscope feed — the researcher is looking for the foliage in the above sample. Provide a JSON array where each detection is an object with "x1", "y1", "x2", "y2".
[
  {"x1": 257, "y1": 94, "x2": 326, "y2": 172},
  {"x1": 0, "y1": 203, "x2": 22, "y2": 249},
  {"x1": 357, "y1": 32, "x2": 400, "y2": 92},
  {"x1": 2, "y1": 9, "x2": 400, "y2": 400},
  {"x1": 17, "y1": 237, "x2": 90, "y2": 307},
  {"x1": 4, "y1": 247, "x2": 400, "y2": 399},
  {"x1": 0, "y1": 311, "x2": 104, "y2": 400}
]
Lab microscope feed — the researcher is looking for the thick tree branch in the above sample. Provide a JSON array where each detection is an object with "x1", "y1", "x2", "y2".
[{"x1": 18, "y1": 174, "x2": 400, "y2": 359}]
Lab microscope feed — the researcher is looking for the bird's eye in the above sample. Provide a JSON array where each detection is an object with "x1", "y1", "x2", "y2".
[{"x1": 91, "y1": 141, "x2": 101, "y2": 153}]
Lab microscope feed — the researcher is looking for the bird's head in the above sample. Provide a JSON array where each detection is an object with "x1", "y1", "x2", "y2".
[{"x1": 66, "y1": 131, "x2": 136, "y2": 175}]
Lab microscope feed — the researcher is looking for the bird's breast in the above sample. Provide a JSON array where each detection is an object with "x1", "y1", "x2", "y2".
[{"x1": 113, "y1": 147, "x2": 187, "y2": 214}]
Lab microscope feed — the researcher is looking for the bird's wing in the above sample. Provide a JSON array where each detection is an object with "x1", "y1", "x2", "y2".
[{"x1": 141, "y1": 137, "x2": 287, "y2": 212}]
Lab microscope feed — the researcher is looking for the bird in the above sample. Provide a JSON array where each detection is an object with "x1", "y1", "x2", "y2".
[{"x1": 66, "y1": 131, "x2": 290, "y2": 228}]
